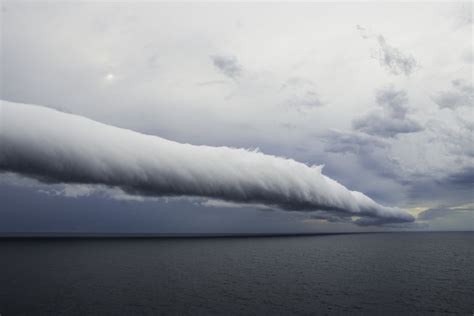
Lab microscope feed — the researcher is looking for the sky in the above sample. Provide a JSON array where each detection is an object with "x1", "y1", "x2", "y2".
[{"x1": 0, "y1": 1, "x2": 473, "y2": 233}]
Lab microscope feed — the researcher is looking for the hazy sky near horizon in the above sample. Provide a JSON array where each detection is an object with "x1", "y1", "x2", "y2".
[{"x1": 1, "y1": 1, "x2": 473, "y2": 233}]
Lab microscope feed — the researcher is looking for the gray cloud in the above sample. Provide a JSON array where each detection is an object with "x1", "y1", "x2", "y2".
[
  {"x1": 322, "y1": 129, "x2": 404, "y2": 190},
  {"x1": 320, "y1": 85, "x2": 474, "y2": 208},
  {"x1": 353, "y1": 114, "x2": 422, "y2": 138},
  {"x1": 211, "y1": 55, "x2": 242, "y2": 79},
  {"x1": 0, "y1": 100, "x2": 414, "y2": 226},
  {"x1": 323, "y1": 130, "x2": 389, "y2": 155},
  {"x1": 309, "y1": 210, "x2": 354, "y2": 224},
  {"x1": 375, "y1": 87, "x2": 410, "y2": 118},
  {"x1": 418, "y1": 207, "x2": 453, "y2": 221},
  {"x1": 418, "y1": 204, "x2": 473, "y2": 221},
  {"x1": 353, "y1": 87, "x2": 422, "y2": 138},
  {"x1": 357, "y1": 26, "x2": 417, "y2": 76},
  {"x1": 434, "y1": 79, "x2": 473, "y2": 109},
  {"x1": 354, "y1": 216, "x2": 416, "y2": 227},
  {"x1": 281, "y1": 77, "x2": 325, "y2": 111},
  {"x1": 375, "y1": 35, "x2": 417, "y2": 76},
  {"x1": 404, "y1": 167, "x2": 474, "y2": 208},
  {"x1": 445, "y1": 166, "x2": 474, "y2": 187},
  {"x1": 2, "y1": 2, "x2": 471, "y2": 232}
]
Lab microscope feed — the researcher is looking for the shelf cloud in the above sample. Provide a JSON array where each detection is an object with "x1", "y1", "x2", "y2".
[{"x1": 0, "y1": 100, "x2": 414, "y2": 225}]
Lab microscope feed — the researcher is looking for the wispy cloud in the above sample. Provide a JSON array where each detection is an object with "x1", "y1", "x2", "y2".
[{"x1": 357, "y1": 25, "x2": 417, "y2": 76}]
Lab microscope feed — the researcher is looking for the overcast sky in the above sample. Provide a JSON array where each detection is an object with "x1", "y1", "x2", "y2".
[{"x1": 1, "y1": 1, "x2": 473, "y2": 233}]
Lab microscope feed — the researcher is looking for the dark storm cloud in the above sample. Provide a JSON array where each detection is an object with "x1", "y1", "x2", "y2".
[
  {"x1": 433, "y1": 79, "x2": 473, "y2": 109},
  {"x1": 211, "y1": 55, "x2": 242, "y2": 79},
  {"x1": 0, "y1": 100, "x2": 414, "y2": 225},
  {"x1": 357, "y1": 26, "x2": 417, "y2": 76},
  {"x1": 353, "y1": 87, "x2": 422, "y2": 138}
]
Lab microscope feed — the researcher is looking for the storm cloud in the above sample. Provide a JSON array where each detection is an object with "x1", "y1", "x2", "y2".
[{"x1": 0, "y1": 100, "x2": 414, "y2": 225}]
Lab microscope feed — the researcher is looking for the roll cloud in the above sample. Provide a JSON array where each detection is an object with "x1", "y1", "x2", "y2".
[{"x1": 0, "y1": 100, "x2": 414, "y2": 225}]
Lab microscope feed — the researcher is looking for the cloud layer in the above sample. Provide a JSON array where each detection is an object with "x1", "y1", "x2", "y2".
[{"x1": 0, "y1": 100, "x2": 414, "y2": 225}]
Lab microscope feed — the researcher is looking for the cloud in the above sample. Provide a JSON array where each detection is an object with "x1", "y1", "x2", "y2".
[
  {"x1": 375, "y1": 35, "x2": 417, "y2": 76},
  {"x1": 375, "y1": 87, "x2": 410, "y2": 118},
  {"x1": 0, "y1": 100, "x2": 414, "y2": 226},
  {"x1": 211, "y1": 55, "x2": 242, "y2": 79},
  {"x1": 445, "y1": 166, "x2": 474, "y2": 187},
  {"x1": 357, "y1": 26, "x2": 417, "y2": 76},
  {"x1": 308, "y1": 210, "x2": 354, "y2": 224},
  {"x1": 354, "y1": 216, "x2": 418, "y2": 227},
  {"x1": 353, "y1": 114, "x2": 422, "y2": 138},
  {"x1": 323, "y1": 130, "x2": 389, "y2": 155},
  {"x1": 353, "y1": 87, "x2": 422, "y2": 138},
  {"x1": 322, "y1": 129, "x2": 404, "y2": 188},
  {"x1": 433, "y1": 79, "x2": 473, "y2": 109},
  {"x1": 201, "y1": 199, "x2": 272, "y2": 211},
  {"x1": 280, "y1": 77, "x2": 325, "y2": 111},
  {"x1": 39, "y1": 184, "x2": 96, "y2": 198},
  {"x1": 418, "y1": 204, "x2": 473, "y2": 221}
]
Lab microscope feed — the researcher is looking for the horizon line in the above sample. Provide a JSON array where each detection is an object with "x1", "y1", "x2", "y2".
[{"x1": 0, "y1": 231, "x2": 472, "y2": 240}]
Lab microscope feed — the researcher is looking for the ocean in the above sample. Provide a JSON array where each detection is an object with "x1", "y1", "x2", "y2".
[{"x1": 0, "y1": 232, "x2": 473, "y2": 315}]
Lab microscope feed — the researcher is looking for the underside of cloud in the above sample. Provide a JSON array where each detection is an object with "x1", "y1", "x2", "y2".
[{"x1": 0, "y1": 100, "x2": 414, "y2": 225}]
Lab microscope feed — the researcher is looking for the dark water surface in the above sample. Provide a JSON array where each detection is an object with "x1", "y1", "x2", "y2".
[{"x1": 1, "y1": 232, "x2": 473, "y2": 315}]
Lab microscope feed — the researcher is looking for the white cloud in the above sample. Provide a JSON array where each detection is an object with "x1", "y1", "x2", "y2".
[{"x1": 0, "y1": 100, "x2": 414, "y2": 225}]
